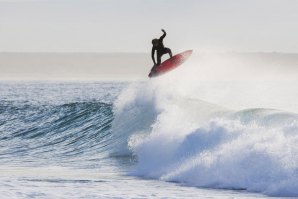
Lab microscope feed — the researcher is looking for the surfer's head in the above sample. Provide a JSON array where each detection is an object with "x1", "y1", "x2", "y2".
[{"x1": 152, "y1": 39, "x2": 158, "y2": 47}]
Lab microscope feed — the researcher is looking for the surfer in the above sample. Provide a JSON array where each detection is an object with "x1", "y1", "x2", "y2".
[{"x1": 151, "y1": 29, "x2": 172, "y2": 71}]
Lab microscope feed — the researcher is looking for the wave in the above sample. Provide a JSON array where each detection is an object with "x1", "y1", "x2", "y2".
[
  {"x1": 0, "y1": 101, "x2": 114, "y2": 166},
  {"x1": 2, "y1": 80, "x2": 297, "y2": 196},
  {"x1": 112, "y1": 79, "x2": 298, "y2": 197}
]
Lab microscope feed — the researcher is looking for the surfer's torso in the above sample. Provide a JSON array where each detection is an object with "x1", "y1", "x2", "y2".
[{"x1": 152, "y1": 39, "x2": 165, "y2": 54}]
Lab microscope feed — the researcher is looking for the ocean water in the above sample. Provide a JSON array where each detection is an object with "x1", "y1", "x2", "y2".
[{"x1": 0, "y1": 80, "x2": 297, "y2": 198}]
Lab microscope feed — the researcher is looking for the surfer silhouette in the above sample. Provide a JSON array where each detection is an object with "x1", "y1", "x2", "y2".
[{"x1": 151, "y1": 29, "x2": 172, "y2": 71}]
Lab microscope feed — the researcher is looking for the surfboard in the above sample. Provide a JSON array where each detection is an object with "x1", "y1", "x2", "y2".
[{"x1": 148, "y1": 50, "x2": 193, "y2": 78}]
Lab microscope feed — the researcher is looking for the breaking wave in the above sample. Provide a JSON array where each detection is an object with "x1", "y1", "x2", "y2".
[{"x1": 112, "y1": 79, "x2": 298, "y2": 197}]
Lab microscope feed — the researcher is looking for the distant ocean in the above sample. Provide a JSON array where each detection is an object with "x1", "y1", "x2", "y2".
[{"x1": 0, "y1": 80, "x2": 297, "y2": 198}]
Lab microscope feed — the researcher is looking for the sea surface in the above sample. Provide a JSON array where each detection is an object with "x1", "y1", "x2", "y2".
[{"x1": 0, "y1": 80, "x2": 297, "y2": 198}]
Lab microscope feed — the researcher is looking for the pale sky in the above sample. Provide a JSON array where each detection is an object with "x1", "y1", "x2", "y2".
[{"x1": 1, "y1": 0, "x2": 298, "y2": 52}]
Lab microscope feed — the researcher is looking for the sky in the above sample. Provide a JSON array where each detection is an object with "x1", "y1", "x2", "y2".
[{"x1": 0, "y1": 0, "x2": 298, "y2": 52}]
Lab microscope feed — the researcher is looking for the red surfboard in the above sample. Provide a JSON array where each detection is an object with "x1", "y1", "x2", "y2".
[{"x1": 148, "y1": 50, "x2": 193, "y2": 78}]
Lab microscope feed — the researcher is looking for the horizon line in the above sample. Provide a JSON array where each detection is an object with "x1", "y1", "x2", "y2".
[{"x1": 1, "y1": 51, "x2": 298, "y2": 54}]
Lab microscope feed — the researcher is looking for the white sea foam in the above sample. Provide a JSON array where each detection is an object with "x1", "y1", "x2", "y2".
[{"x1": 113, "y1": 61, "x2": 298, "y2": 196}]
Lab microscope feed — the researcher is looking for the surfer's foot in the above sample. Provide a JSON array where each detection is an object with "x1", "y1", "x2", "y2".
[{"x1": 151, "y1": 65, "x2": 156, "y2": 72}]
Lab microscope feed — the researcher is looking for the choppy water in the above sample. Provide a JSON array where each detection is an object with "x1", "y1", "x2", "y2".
[{"x1": 0, "y1": 81, "x2": 297, "y2": 198}]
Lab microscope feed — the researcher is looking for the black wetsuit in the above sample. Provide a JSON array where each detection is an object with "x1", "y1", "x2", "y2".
[{"x1": 151, "y1": 32, "x2": 172, "y2": 66}]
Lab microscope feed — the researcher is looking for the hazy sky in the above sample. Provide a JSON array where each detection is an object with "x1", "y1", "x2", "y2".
[{"x1": 1, "y1": 0, "x2": 298, "y2": 52}]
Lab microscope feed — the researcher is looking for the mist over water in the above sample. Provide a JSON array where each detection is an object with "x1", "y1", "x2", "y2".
[{"x1": 112, "y1": 53, "x2": 298, "y2": 197}]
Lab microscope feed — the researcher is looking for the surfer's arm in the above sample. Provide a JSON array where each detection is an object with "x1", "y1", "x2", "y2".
[
  {"x1": 151, "y1": 47, "x2": 156, "y2": 65},
  {"x1": 160, "y1": 29, "x2": 166, "y2": 41}
]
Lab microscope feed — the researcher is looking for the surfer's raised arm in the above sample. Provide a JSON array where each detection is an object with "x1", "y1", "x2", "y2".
[{"x1": 160, "y1": 29, "x2": 166, "y2": 41}]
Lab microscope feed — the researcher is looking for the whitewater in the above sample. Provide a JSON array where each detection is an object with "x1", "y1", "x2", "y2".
[{"x1": 1, "y1": 65, "x2": 298, "y2": 198}]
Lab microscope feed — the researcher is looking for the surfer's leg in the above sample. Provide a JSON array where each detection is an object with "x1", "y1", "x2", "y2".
[
  {"x1": 165, "y1": 48, "x2": 172, "y2": 58},
  {"x1": 156, "y1": 54, "x2": 162, "y2": 65}
]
